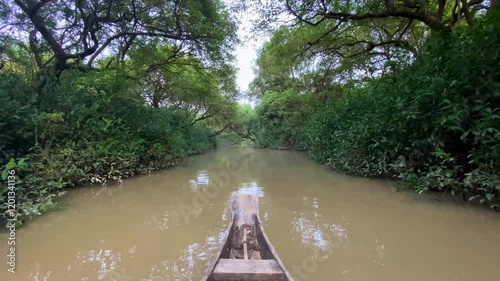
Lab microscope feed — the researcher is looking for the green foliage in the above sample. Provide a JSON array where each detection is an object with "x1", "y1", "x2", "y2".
[
  {"x1": 0, "y1": 68, "x2": 216, "y2": 221},
  {"x1": 0, "y1": 71, "x2": 35, "y2": 163},
  {"x1": 225, "y1": 104, "x2": 257, "y2": 141},
  {"x1": 0, "y1": 0, "x2": 241, "y2": 223},
  {"x1": 305, "y1": 15, "x2": 500, "y2": 204},
  {"x1": 255, "y1": 89, "x2": 312, "y2": 150},
  {"x1": 249, "y1": 11, "x2": 499, "y2": 207},
  {"x1": 216, "y1": 132, "x2": 245, "y2": 144},
  {"x1": 3, "y1": 0, "x2": 237, "y2": 72}
]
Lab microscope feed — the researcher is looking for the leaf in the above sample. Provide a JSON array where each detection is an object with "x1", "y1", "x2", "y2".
[
  {"x1": 485, "y1": 193, "x2": 493, "y2": 201},
  {"x1": 460, "y1": 131, "x2": 470, "y2": 140},
  {"x1": 5, "y1": 158, "x2": 17, "y2": 170},
  {"x1": 1, "y1": 170, "x2": 8, "y2": 181}
]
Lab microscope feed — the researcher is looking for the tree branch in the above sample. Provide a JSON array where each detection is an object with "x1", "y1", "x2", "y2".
[{"x1": 14, "y1": 0, "x2": 67, "y2": 70}]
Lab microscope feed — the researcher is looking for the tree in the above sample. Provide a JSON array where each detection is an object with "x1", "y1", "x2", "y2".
[
  {"x1": 240, "y1": 0, "x2": 495, "y2": 81},
  {"x1": 3, "y1": 0, "x2": 236, "y2": 72},
  {"x1": 230, "y1": 105, "x2": 257, "y2": 142},
  {"x1": 123, "y1": 39, "x2": 238, "y2": 125},
  {"x1": 254, "y1": 0, "x2": 493, "y2": 31}
]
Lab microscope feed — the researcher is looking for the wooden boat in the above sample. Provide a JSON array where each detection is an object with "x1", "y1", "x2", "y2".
[{"x1": 202, "y1": 192, "x2": 294, "y2": 281}]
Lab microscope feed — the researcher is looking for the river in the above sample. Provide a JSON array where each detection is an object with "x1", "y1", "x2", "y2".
[{"x1": 1, "y1": 147, "x2": 499, "y2": 281}]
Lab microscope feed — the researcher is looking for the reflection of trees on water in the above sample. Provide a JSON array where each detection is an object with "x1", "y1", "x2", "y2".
[
  {"x1": 65, "y1": 239, "x2": 226, "y2": 280},
  {"x1": 292, "y1": 215, "x2": 348, "y2": 251}
]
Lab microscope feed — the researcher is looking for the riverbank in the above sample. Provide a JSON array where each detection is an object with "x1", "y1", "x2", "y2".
[
  {"x1": 1, "y1": 143, "x2": 216, "y2": 227},
  {"x1": 0, "y1": 69, "x2": 221, "y2": 225},
  {"x1": 250, "y1": 15, "x2": 500, "y2": 208}
]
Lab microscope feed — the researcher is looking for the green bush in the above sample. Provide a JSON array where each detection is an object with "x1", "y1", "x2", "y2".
[
  {"x1": 305, "y1": 15, "x2": 500, "y2": 205},
  {"x1": 0, "y1": 72, "x2": 36, "y2": 163},
  {"x1": 0, "y1": 69, "x2": 215, "y2": 222},
  {"x1": 255, "y1": 89, "x2": 310, "y2": 150}
]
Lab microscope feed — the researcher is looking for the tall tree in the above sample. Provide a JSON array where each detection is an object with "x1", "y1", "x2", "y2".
[
  {"x1": 240, "y1": 0, "x2": 493, "y2": 75},
  {"x1": 3, "y1": 0, "x2": 236, "y2": 72},
  {"x1": 124, "y1": 39, "x2": 238, "y2": 126}
]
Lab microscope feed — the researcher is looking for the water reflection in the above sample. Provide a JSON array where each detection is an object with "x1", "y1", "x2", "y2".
[
  {"x1": 374, "y1": 237, "x2": 385, "y2": 266},
  {"x1": 28, "y1": 265, "x2": 51, "y2": 281},
  {"x1": 148, "y1": 209, "x2": 180, "y2": 230},
  {"x1": 143, "y1": 229, "x2": 228, "y2": 280},
  {"x1": 189, "y1": 170, "x2": 210, "y2": 191},
  {"x1": 291, "y1": 214, "x2": 348, "y2": 250},
  {"x1": 237, "y1": 181, "x2": 264, "y2": 197},
  {"x1": 75, "y1": 249, "x2": 123, "y2": 280}
]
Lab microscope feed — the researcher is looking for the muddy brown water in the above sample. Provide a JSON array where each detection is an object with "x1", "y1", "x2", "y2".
[{"x1": 1, "y1": 147, "x2": 499, "y2": 281}]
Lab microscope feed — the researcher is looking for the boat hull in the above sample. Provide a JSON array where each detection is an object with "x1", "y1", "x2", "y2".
[{"x1": 201, "y1": 193, "x2": 293, "y2": 281}]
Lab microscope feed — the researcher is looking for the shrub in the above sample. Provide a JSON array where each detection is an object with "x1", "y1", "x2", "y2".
[
  {"x1": 1, "y1": 69, "x2": 215, "y2": 222},
  {"x1": 305, "y1": 15, "x2": 500, "y2": 205}
]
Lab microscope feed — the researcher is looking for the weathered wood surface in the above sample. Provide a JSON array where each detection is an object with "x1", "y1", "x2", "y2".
[
  {"x1": 231, "y1": 193, "x2": 259, "y2": 228},
  {"x1": 213, "y1": 259, "x2": 285, "y2": 281},
  {"x1": 230, "y1": 193, "x2": 261, "y2": 260},
  {"x1": 201, "y1": 192, "x2": 295, "y2": 281}
]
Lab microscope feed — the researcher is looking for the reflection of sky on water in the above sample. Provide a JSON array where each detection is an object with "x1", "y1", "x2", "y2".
[
  {"x1": 143, "y1": 229, "x2": 228, "y2": 280},
  {"x1": 24, "y1": 246, "x2": 127, "y2": 280},
  {"x1": 28, "y1": 264, "x2": 51, "y2": 280},
  {"x1": 189, "y1": 170, "x2": 210, "y2": 191},
  {"x1": 292, "y1": 197, "x2": 349, "y2": 252},
  {"x1": 237, "y1": 181, "x2": 264, "y2": 197},
  {"x1": 148, "y1": 209, "x2": 174, "y2": 230},
  {"x1": 66, "y1": 249, "x2": 124, "y2": 280},
  {"x1": 189, "y1": 170, "x2": 264, "y2": 198},
  {"x1": 60, "y1": 222, "x2": 230, "y2": 281},
  {"x1": 374, "y1": 236, "x2": 385, "y2": 266},
  {"x1": 292, "y1": 215, "x2": 348, "y2": 250}
]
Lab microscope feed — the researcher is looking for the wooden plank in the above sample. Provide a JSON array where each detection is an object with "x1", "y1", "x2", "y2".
[
  {"x1": 231, "y1": 193, "x2": 259, "y2": 228},
  {"x1": 213, "y1": 259, "x2": 285, "y2": 281},
  {"x1": 203, "y1": 192, "x2": 294, "y2": 280},
  {"x1": 243, "y1": 227, "x2": 249, "y2": 260},
  {"x1": 230, "y1": 193, "x2": 262, "y2": 260}
]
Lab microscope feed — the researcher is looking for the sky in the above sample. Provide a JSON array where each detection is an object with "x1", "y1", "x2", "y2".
[
  {"x1": 233, "y1": 13, "x2": 268, "y2": 96},
  {"x1": 235, "y1": 41, "x2": 258, "y2": 94}
]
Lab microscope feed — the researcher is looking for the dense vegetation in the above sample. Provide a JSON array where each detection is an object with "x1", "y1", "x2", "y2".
[
  {"x1": 0, "y1": 0, "x2": 244, "y2": 222},
  {"x1": 245, "y1": 2, "x2": 500, "y2": 207}
]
